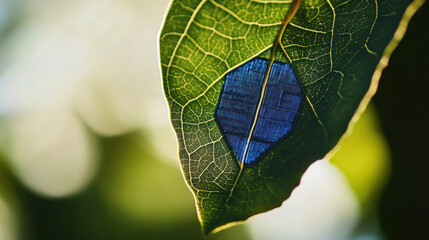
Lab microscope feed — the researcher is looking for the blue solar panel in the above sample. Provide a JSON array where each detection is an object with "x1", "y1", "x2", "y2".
[{"x1": 215, "y1": 58, "x2": 302, "y2": 165}]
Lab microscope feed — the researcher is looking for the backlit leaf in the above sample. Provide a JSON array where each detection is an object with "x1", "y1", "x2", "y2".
[{"x1": 159, "y1": 0, "x2": 424, "y2": 234}]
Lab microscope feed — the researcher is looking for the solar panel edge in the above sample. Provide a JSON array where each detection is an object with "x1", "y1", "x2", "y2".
[{"x1": 214, "y1": 57, "x2": 303, "y2": 166}]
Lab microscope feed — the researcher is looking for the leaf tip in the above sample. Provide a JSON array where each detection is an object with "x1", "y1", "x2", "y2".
[
  {"x1": 200, "y1": 214, "x2": 248, "y2": 236},
  {"x1": 201, "y1": 221, "x2": 235, "y2": 236}
]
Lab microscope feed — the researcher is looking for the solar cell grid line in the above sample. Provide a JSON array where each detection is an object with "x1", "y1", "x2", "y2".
[{"x1": 215, "y1": 58, "x2": 302, "y2": 166}]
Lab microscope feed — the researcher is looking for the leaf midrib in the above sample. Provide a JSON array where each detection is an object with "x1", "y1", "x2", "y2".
[{"x1": 216, "y1": 0, "x2": 302, "y2": 227}]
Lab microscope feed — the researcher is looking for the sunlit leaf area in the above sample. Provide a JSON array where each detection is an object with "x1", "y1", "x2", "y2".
[{"x1": 0, "y1": 0, "x2": 427, "y2": 239}]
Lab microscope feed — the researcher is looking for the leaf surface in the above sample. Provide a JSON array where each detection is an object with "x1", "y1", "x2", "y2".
[{"x1": 159, "y1": 0, "x2": 424, "y2": 234}]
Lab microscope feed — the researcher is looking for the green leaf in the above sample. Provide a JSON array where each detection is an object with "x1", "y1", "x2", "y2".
[{"x1": 159, "y1": 0, "x2": 424, "y2": 234}]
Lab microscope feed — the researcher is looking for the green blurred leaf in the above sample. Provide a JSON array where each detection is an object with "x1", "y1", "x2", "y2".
[
  {"x1": 99, "y1": 134, "x2": 195, "y2": 225},
  {"x1": 159, "y1": 0, "x2": 424, "y2": 234},
  {"x1": 331, "y1": 104, "x2": 390, "y2": 214}
]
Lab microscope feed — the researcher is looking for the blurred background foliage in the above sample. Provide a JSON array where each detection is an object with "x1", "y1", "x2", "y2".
[{"x1": 0, "y1": 0, "x2": 427, "y2": 239}]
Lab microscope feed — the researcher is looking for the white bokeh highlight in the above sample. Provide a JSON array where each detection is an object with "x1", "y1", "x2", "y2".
[
  {"x1": 0, "y1": 0, "x2": 178, "y2": 197},
  {"x1": 249, "y1": 160, "x2": 361, "y2": 240},
  {"x1": 6, "y1": 105, "x2": 97, "y2": 197}
]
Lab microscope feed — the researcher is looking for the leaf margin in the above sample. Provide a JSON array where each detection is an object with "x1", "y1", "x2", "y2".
[{"x1": 157, "y1": 0, "x2": 426, "y2": 235}]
